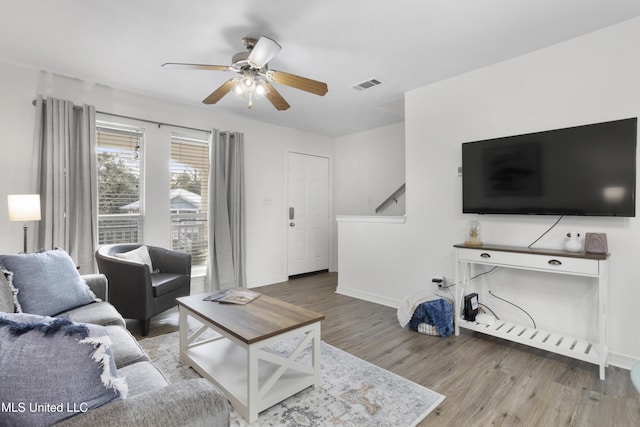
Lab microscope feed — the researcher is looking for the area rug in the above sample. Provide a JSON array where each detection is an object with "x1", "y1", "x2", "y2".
[{"x1": 139, "y1": 331, "x2": 444, "y2": 426}]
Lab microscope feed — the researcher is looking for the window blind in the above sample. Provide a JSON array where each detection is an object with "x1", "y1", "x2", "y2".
[
  {"x1": 96, "y1": 126, "x2": 144, "y2": 245},
  {"x1": 170, "y1": 136, "x2": 209, "y2": 268}
]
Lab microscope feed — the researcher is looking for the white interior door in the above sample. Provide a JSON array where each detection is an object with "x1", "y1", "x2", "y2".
[{"x1": 287, "y1": 152, "x2": 329, "y2": 276}]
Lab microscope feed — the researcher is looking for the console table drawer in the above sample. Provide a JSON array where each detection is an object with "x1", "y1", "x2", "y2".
[{"x1": 457, "y1": 248, "x2": 599, "y2": 276}]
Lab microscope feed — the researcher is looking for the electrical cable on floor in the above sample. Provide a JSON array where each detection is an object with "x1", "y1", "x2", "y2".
[
  {"x1": 528, "y1": 215, "x2": 564, "y2": 248},
  {"x1": 488, "y1": 290, "x2": 536, "y2": 329}
]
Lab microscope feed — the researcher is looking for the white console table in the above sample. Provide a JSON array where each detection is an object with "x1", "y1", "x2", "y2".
[{"x1": 453, "y1": 243, "x2": 608, "y2": 380}]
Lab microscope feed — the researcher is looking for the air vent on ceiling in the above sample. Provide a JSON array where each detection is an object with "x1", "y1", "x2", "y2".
[{"x1": 350, "y1": 78, "x2": 382, "y2": 91}]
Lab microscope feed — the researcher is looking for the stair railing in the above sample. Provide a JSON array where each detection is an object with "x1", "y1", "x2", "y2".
[{"x1": 375, "y1": 183, "x2": 406, "y2": 214}]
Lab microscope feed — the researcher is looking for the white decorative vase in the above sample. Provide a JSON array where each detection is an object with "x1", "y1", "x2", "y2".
[{"x1": 565, "y1": 231, "x2": 582, "y2": 252}]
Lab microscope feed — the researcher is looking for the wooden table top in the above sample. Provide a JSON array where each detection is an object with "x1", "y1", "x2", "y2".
[
  {"x1": 177, "y1": 291, "x2": 325, "y2": 345},
  {"x1": 453, "y1": 242, "x2": 609, "y2": 260}
]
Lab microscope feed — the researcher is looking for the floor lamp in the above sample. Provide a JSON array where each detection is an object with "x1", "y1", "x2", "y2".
[{"x1": 8, "y1": 194, "x2": 41, "y2": 253}]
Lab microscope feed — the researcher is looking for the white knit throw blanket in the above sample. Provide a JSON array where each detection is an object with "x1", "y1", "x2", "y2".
[{"x1": 396, "y1": 293, "x2": 440, "y2": 328}]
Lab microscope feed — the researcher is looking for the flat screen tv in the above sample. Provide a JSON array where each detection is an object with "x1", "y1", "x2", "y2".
[{"x1": 462, "y1": 118, "x2": 637, "y2": 217}]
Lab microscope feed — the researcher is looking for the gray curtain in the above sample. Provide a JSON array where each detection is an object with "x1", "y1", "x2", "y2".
[
  {"x1": 33, "y1": 96, "x2": 97, "y2": 274},
  {"x1": 206, "y1": 129, "x2": 246, "y2": 291}
]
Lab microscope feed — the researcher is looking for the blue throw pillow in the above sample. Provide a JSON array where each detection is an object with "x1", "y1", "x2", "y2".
[
  {"x1": 0, "y1": 249, "x2": 97, "y2": 316},
  {"x1": 0, "y1": 313, "x2": 128, "y2": 426}
]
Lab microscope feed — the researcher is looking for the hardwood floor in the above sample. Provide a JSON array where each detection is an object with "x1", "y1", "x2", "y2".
[
  {"x1": 136, "y1": 272, "x2": 640, "y2": 426},
  {"x1": 253, "y1": 273, "x2": 640, "y2": 427}
]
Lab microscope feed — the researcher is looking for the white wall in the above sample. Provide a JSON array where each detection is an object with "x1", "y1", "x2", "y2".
[
  {"x1": 0, "y1": 63, "x2": 40, "y2": 251},
  {"x1": 338, "y1": 17, "x2": 640, "y2": 368},
  {"x1": 334, "y1": 122, "x2": 405, "y2": 216},
  {"x1": 332, "y1": 122, "x2": 406, "y2": 270},
  {"x1": 0, "y1": 63, "x2": 334, "y2": 287}
]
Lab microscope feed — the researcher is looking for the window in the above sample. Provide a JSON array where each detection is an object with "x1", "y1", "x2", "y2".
[
  {"x1": 170, "y1": 135, "x2": 209, "y2": 270},
  {"x1": 96, "y1": 124, "x2": 144, "y2": 245}
]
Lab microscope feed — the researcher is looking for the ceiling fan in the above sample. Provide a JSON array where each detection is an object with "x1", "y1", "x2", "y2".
[{"x1": 162, "y1": 36, "x2": 328, "y2": 110}]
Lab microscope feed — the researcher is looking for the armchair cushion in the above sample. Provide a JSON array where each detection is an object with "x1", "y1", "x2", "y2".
[
  {"x1": 151, "y1": 273, "x2": 191, "y2": 297},
  {"x1": 0, "y1": 249, "x2": 97, "y2": 316},
  {"x1": 114, "y1": 245, "x2": 154, "y2": 273},
  {"x1": 0, "y1": 313, "x2": 127, "y2": 427}
]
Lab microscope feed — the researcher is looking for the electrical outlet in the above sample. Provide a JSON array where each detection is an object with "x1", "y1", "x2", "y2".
[{"x1": 432, "y1": 276, "x2": 446, "y2": 287}]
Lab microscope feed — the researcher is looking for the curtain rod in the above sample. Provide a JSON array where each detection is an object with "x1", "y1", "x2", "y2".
[{"x1": 32, "y1": 98, "x2": 211, "y2": 134}]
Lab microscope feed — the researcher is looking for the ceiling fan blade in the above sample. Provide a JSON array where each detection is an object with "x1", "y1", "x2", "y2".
[
  {"x1": 162, "y1": 63, "x2": 230, "y2": 71},
  {"x1": 248, "y1": 36, "x2": 282, "y2": 68},
  {"x1": 268, "y1": 70, "x2": 328, "y2": 96},
  {"x1": 202, "y1": 79, "x2": 236, "y2": 104},
  {"x1": 263, "y1": 82, "x2": 290, "y2": 111}
]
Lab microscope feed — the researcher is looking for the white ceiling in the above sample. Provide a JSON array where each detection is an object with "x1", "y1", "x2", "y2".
[{"x1": 2, "y1": 1, "x2": 640, "y2": 137}]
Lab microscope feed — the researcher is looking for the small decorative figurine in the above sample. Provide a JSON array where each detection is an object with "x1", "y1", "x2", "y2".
[{"x1": 565, "y1": 231, "x2": 583, "y2": 252}]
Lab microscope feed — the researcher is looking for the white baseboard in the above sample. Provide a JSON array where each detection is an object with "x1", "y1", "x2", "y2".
[
  {"x1": 609, "y1": 351, "x2": 639, "y2": 371},
  {"x1": 337, "y1": 286, "x2": 638, "y2": 373},
  {"x1": 246, "y1": 275, "x2": 289, "y2": 289},
  {"x1": 335, "y1": 286, "x2": 400, "y2": 308}
]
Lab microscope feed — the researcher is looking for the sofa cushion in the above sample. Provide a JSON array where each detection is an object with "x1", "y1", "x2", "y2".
[
  {"x1": 115, "y1": 245, "x2": 154, "y2": 273},
  {"x1": 117, "y1": 361, "x2": 169, "y2": 397},
  {"x1": 151, "y1": 273, "x2": 190, "y2": 297},
  {"x1": 52, "y1": 379, "x2": 230, "y2": 427},
  {"x1": 0, "y1": 313, "x2": 128, "y2": 427},
  {"x1": 81, "y1": 273, "x2": 108, "y2": 301},
  {"x1": 0, "y1": 249, "x2": 97, "y2": 316},
  {"x1": 105, "y1": 325, "x2": 150, "y2": 368},
  {"x1": 59, "y1": 301, "x2": 126, "y2": 327},
  {"x1": 0, "y1": 269, "x2": 20, "y2": 313}
]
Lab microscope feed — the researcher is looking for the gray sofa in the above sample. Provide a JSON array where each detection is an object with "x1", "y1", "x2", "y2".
[{"x1": 2, "y1": 272, "x2": 230, "y2": 427}]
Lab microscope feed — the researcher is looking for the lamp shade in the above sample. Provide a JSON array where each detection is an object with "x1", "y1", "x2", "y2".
[{"x1": 8, "y1": 194, "x2": 41, "y2": 222}]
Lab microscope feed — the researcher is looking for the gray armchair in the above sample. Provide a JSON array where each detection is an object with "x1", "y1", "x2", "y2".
[{"x1": 95, "y1": 244, "x2": 191, "y2": 336}]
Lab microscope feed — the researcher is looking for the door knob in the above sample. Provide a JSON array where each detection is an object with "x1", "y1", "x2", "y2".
[{"x1": 290, "y1": 222, "x2": 295, "y2": 227}]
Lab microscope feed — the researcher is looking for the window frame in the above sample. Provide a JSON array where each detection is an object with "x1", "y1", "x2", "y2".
[
  {"x1": 169, "y1": 132, "x2": 210, "y2": 273},
  {"x1": 96, "y1": 121, "x2": 146, "y2": 246}
]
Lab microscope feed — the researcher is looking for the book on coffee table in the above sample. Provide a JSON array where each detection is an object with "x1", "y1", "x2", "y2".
[{"x1": 203, "y1": 289, "x2": 260, "y2": 305}]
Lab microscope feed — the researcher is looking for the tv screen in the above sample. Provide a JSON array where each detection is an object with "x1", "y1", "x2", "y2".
[{"x1": 462, "y1": 118, "x2": 637, "y2": 217}]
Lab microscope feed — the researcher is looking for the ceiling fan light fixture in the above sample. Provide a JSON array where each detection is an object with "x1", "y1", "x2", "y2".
[
  {"x1": 167, "y1": 35, "x2": 327, "y2": 110},
  {"x1": 232, "y1": 73, "x2": 257, "y2": 96},
  {"x1": 255, "y1": 81, "x2": 269, "y2": 97},
  {"x1": 231, "y1": 74, "x2": 268, "y2": 108},
  {"x1": 232, "y1": 78, "x2": 245, "y2": 96}
]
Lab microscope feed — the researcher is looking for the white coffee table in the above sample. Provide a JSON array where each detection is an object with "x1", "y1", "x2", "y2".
[{"x1": 176, "y1": 292, "x2": 324, "y2": 423}]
